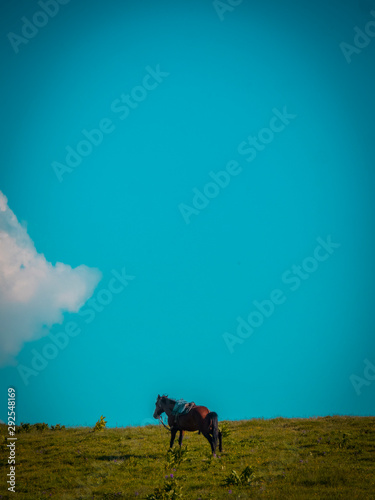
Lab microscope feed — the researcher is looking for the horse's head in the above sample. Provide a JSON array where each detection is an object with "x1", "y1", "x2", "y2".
[{"x1": 153, "y1": 394, "x2": 167, "y2": 419}]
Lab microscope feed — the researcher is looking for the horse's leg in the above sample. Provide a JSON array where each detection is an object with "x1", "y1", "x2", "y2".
[
  {"x1": 170, "y1": 427, "x2": 177, "y2": 448},
  {"x1": 218, "y1": 430, "x2": 223, "y2": 452},
  {"x1": 202, "y1": 432, "x2": 215, "y2": 454},
  {"x1": 178, "y1": 430, "x2": 184, "y2": 447}
]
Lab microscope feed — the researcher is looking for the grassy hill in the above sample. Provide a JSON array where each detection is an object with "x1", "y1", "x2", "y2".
[{"x1": 1, "y1": 416, "x2": 375, "y2": 499}]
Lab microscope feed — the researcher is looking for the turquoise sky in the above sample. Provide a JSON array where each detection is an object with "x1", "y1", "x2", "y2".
[{"x1": 1, "y1": 0, "x2": 375, "y2": 427}]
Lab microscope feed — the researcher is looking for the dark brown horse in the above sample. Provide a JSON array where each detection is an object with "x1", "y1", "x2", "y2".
[{"x1": 153, "y1": 395, "x2": 222, "y2": 455}]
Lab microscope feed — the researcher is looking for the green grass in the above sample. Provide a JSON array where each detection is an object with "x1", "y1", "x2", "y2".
[{"x1": 1, "y1": 416, "x2": 375, "y2": 499}]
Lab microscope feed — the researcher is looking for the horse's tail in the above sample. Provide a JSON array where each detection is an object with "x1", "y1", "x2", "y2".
[{"x1": 208, "y1": 412, "x2": 218, "y2": 453}]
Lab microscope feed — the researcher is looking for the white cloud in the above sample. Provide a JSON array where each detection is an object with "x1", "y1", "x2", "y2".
[{"x1": 0, "y1": 191, "x2": 102, "y2": 366}]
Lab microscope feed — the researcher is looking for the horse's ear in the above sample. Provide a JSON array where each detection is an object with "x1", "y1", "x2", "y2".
[{"x1": 157, "y1": 394, "x2": 160, "y2": 398}]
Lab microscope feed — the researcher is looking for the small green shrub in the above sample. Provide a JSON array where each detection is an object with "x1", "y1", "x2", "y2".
[
  {"x1": 240, "y1": 465, "x2": 256, "y2": 484},
  {"x1": 17, "y1": 422, "x2": 49, "y2": 433},
  {"x1": 219, "y1": 421, "x2": 232, "y2": 438},
  {"x1": 93, "y1": 415, "x2": 107, "y2": 431},
  {"x1": 224, "y1": 465, "x2": 256, "y2": 486},
  {"x1": 51, "y1": 424, "x2": 66, "y2": 431},
  {"x1": 146, "y1": 475, "x2": 183, "y2": 500},
  {"x1": 34, "y1": 422, "x2": 49, "y2": 431},
  {"x1": 166, "y1": 446, "x2": 188, "y2": 468},
  {"x1": 17, "y1": 422, "x2": 31, "y2": 433},
  {"x1": 224, "y1": 469, "x2": 242, "y2": 486}
]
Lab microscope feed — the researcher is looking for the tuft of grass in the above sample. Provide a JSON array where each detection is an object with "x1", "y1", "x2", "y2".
[{"x1": 1, "y1": 416, "x2": 374, "y2": 498}]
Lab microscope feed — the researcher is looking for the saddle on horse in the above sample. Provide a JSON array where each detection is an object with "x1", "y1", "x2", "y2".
[
  {"x1": 172, "y1": 399, "x2": 196, "y2": 416},
  {"x1": 171, "y1": 399, "x2": 196, "y2": 427}
]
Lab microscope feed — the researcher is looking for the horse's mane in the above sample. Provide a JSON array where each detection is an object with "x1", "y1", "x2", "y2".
[{"x1": 162, "y1": 394, "x2": 175, "y2": 402}]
